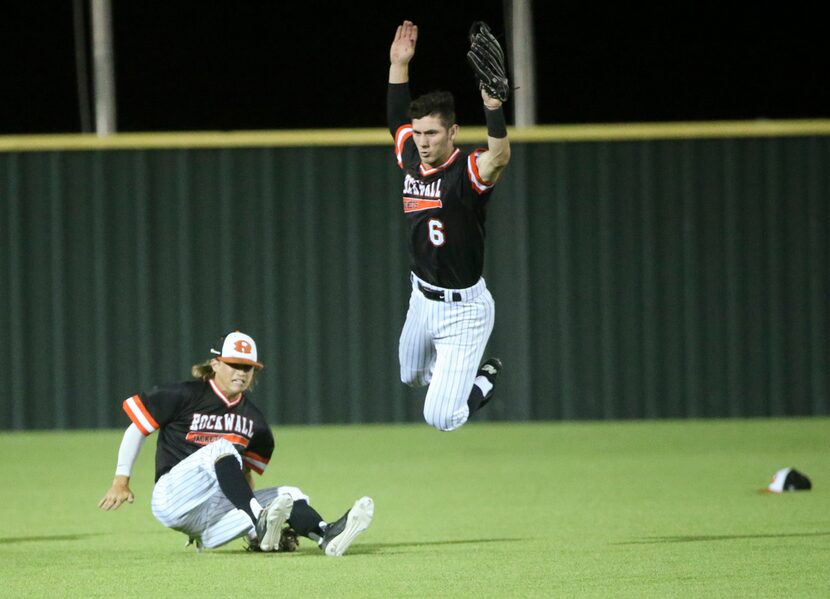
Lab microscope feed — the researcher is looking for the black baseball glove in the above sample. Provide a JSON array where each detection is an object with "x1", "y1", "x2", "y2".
[
  {"x1": 466, "y1": 21, "x2": 510, "y2": 102},
  {"x1": 245, "y1": 527, "x2": 300, "y2": 552},
  {"x1": 278, "y1": 527, "x2": 300, "y2": 552}
]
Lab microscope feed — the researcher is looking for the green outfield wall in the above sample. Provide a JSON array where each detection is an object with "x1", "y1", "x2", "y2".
[{"x1": 1, "y1": 121, "x2": 828, "y2": 429}]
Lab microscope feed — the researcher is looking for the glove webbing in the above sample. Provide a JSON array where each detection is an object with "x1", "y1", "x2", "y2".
[
  {"x1": 471, "y1": 31, "x2": 505, "y2": 66},
  {"x1": 467, "y1": 21, "x2": 510, "y2": 101}
]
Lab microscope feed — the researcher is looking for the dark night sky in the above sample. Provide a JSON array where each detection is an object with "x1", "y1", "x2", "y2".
[{"x1": 3, "y1": 2, "x2": 828, "y2": 135}]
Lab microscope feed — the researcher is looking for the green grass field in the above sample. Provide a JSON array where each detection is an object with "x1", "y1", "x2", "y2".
[{"x1": 1, "y1": 418, "x2": 827, "y2": 598}]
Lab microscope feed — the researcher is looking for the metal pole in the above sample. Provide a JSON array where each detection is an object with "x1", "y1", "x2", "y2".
[
  {"x1": 91, "y1": 0, "x2": 117, "y2": 135},
  {"x1": 506, "y1": 0, "x2": 537, "y2": 126}
]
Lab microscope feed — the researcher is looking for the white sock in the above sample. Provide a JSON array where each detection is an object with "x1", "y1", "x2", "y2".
[
  {"x1": 250, "y1": 498, "x2": 263, "y2": 520},
  {"x1": 475, "y1": 376, "x2": 493, "y2": 397}
]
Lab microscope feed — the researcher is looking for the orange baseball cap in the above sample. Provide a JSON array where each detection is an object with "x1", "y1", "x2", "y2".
[{"x1": 210, "y1": 331, "x2": 264, "y2": 369}]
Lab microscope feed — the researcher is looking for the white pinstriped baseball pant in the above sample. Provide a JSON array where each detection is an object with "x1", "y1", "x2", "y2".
[
  {"x1": 399, "y1": 273, "x2": 495, "y2": 431},
  {"x1": 151, "y1": 438, "x2": 309, "y2": 549}
]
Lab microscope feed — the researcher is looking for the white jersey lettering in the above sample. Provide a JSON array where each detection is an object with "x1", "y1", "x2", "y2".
[
  {"x1": 223, "y1": 414, "x2": 235, "y2": 429},
  {"x1": 188, "y1": 412, "x2": 254, "y2": 437},
  {"x1": 403, "y1": 174, "x2": 442, "y2": 199}
]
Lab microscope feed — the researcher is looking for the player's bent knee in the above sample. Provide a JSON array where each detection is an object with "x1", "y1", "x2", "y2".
[
  {"x1": 401, "y1": 368, "x2": 428, "y2": 388},
  {"x1": 423, "y1": 409, "x2": 466, "y2": 432},
  {"x1": 277, "y1": 485, "x2": 310, "y2": 504},
  {"x1": 424, "y1": 417, "x2": 460, "y2": 432}
]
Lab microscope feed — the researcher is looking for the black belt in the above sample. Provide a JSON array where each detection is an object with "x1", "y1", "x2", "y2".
[{"x1": 418, "y1": 283, "x2": 462, "y2": 302}]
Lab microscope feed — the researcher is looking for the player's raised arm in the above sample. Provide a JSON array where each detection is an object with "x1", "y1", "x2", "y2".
[
  {"x1": 388, "y1": 21, "x2": 418, "y2": 136},
  {"x1": 474, "y1": 89, "x2": 511, "y2": 184},
  {"x1": 389, "y1": 20, "x2": 418, "y2": 83},
  {"x1": 466, "y1": 22, "x2": 511, "y2": 184}
]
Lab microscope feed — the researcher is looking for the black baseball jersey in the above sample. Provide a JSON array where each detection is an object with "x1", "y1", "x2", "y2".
[
  {"x1": 123, "y1": 379, "x2": 274, "y2": 482},
  {"x1": 387, "y1": 83, "x2": 497, "y2": 289}
]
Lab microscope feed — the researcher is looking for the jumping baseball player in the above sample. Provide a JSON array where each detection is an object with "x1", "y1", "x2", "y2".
[
  {"x1": 98, "y1": 330, "x2": 374, "y2": 556},
  {"x1": 388, "y1": 21, "x2": 511, "y2": 431}
]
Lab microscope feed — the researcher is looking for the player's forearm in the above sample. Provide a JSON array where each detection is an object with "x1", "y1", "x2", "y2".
[
  {"x1": 389, "y1": 63, "x2": 409, "y2": 84},
  {"x1": 115, "y1": 423, "x2": 147, "y2": 477},
  {"x1": 476, "y1": 135, "x2": 511, "y2": 185},
  {"x1": 387, "y1": 82, "x2": 411, "y2": 133},
  {"x1": 484, "y1": 105, "x2": 511, "y2": 168},
  {"x1": 486, "y1": 135, "x2": 511, "y2": 168}
]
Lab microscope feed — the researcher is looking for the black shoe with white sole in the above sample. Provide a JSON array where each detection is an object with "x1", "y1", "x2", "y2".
[
  {"x1": 476, "y1": 357, "x2": 503, "y2": 409},
  {"x1": 255, "y1": 493, "x2": 294, "y2": 552},
  {"x1": 320, "y1": 496, "x2": 374, "y2": 557}
]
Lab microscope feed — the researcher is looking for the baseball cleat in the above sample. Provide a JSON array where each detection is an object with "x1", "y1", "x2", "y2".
[
  {"x1": 256, "y1": 492, "x2": 294, "y2": 552},
  {"x1": 320, "y1": 496, "x2": 374, "y2": 557},
  {"x1": 477, "y1": 357, "x2": 503, "y2": 408}
]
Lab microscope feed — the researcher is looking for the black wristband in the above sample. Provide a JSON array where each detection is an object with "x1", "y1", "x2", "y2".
[{"x1": 484, "y1": 106, "x2": 507, "y2": 138}]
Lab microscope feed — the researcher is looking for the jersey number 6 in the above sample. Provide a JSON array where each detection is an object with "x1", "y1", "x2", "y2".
[{"x1": 428, "y1": 219, "x2": 446, "y2": 247}]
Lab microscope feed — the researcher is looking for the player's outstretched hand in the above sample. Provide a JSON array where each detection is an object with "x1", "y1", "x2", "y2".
[
  {"x1": 390, "y1": 20, "x2": 418, "y2": 65},
  {"x1": 98, "y1": 476, "x2": 135, "y2": 511}
]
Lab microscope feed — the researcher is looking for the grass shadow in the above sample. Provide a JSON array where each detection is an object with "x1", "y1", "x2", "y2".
[
  {"x1": 0, "y1": 533, "x2": 107, "y2": 544},
  {"x1": 316, "y1": 537, "x2": 530, "y2": 556},
  {"x1": 354, "y1": 536, "x2": 528, "y2": 552},
  {"x1": 239, "y1": 537, "x2": 529, "y2": 557},
  {"x1": 617, "y1": 531, "x2": 830, "y2": 545}
]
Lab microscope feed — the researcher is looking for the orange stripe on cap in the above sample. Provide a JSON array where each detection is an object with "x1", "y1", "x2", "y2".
[{"x1": 217, "y1": 356, "x2": 264, "y2": 369}]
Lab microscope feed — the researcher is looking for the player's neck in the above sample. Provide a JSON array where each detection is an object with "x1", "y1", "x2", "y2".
[{"x1": 423, "y1": 147, "x2": 456, "y2": 169}]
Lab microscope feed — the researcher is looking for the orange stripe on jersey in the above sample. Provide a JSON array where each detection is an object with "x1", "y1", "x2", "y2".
[
  {"x1": 403, "y1": 197, "x2": 443, "y2": 213},
  {"x1": 122, "y1": 394, "x2": 160, "y2": 436},
  {"x1": 134, "y1": 397, "x2": 160, "y2": 430},
  {"x1": 221, "y1": 434, "x2": 250, "y2": 447},
  {"x1": 243, "y1": 450, "x2": 270, "y2": 475},
  {"x1": 244, "y1": 461, "x2": 265, "y2": 475},
  {"x1": 244, "y1": 450, "x2": 270, "y2": 465},
  {"x1": 394, "y1": 124, "x2": 413, "y2": 168},
  {"x1": 467, "y1": 148, "x2": 494, "y2": 195},
  {"x1": 184, "y1": 431, "x2": 252, "y2": 447}
]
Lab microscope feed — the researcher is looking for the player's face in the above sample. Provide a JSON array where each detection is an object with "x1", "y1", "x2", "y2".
[
  {"x1": 211, "y1": 359, "x2": 255, "y2": 399},
  {"x1": 411, "y1": 115, "x2": 458, "y2": 167}
]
